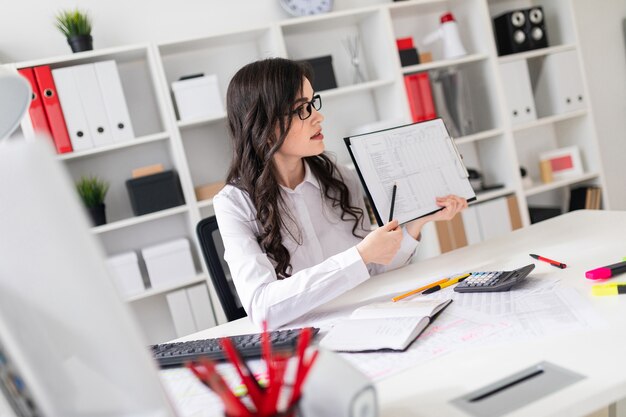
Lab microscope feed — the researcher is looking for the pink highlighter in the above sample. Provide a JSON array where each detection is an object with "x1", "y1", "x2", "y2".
[{"x1": 586, "y1": 260, "x2": 626, "y2": 280}]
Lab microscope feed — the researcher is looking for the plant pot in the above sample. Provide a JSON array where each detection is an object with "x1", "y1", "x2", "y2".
[
  {"x1": 67, "y1": 34, "x2": 93, "y2": 53},
  {"x1": 87, "y1": 203, "x2": 106, "y2": 226}
]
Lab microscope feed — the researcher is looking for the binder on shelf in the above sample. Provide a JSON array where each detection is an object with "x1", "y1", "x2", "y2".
[
  {"x1": 569, "y1": 186, "x2": 602, "y2": 211},
  {"x1": 166, "y1": 289, "x2": 197, "y2": 338},
  {"x1": 533, "y1": 50, "x2": 585, "y2": 116},
  {"x1": 404, "y1": 73, "x2": 436, "y2": 123},
  {"x1": 31, "y1": 66, "x2": 73, "y2": 154},
  {"x1": 186, "y1": 283, "x2": 216, "y2": 330},
  {"x1": 52, "y1": 66, "x2": 94, "y2": 151},
  {"x1": 499, "y1": 60, "x2": 537, "y2": 125},
  {"x1": 72, "y1": 63, "x2": 115, "y2": 147},
  {"x1": 17, "y1": 68, "x2": 54, "y2": 143},
  {"x1": 94, "y1": 60, "x2": 135, "y2": 142}
]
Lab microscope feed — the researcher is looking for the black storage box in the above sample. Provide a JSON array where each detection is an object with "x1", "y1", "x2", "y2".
[
  {"x1": 299, "y1": 55, "x2": 337, "y2": 91},
  {"x1": 398, "y1": 48, "x2": 420, "y2": 67},
  {"x1": 126, "y1": 170, "x2": 185, "y2": 216},
  {"x1": 528, "y1": 206, "x2": 561, "y2": 224}
]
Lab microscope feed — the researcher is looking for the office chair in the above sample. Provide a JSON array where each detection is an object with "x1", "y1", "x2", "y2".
[{"x1": 196, "y1": 216, "x2": 247, "y2": 322}]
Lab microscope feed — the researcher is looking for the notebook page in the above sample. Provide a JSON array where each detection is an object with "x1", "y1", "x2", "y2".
[
  {"x1": 349, "y1": 119, "x2": 475, "y2": 224},
  {"x1": 319, "y1": 317, "x2": 426, "y2": 352}
]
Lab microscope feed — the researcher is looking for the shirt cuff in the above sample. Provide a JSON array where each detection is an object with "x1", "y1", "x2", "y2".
[{"x1": 343, "y1": 246, "x2": 370, "y2": 281}]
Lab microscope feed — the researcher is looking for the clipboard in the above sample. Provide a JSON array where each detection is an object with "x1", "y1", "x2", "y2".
[{"x1": 344, "y1": 118, "x2": 476, "y2": 226}]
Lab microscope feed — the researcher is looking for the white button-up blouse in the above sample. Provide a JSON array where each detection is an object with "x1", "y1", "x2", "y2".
[{"x1": 213, "y1": 162, "x2": 419, "y2": 328}]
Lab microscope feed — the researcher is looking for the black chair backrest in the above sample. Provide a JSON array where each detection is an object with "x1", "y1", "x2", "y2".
[{"x1": 196, "y1": 216, "x2": 247, "y2": 322}]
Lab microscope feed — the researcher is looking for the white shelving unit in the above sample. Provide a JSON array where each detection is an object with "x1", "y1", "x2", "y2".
[{"x1": 8, "y1": 0, "x2": 607, "y2": 343}]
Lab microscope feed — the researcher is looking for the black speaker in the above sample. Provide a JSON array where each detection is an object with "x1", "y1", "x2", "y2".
[{"x1": 494, "y1": 7, "x2": 548, "y2": 56}]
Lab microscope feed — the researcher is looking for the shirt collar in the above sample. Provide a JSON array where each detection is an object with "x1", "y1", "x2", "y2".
[{"x1": 279, "y1": 160, "x2": 321, "y2": 193}]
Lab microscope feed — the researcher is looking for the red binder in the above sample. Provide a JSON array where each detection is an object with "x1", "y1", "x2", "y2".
[
  {"x1": 17, "y1": 68, "x2": 53, "y2": 140},
  {"x1": 416, "y1": 73, "x2": 436, "y2": 121},
  {"x1": 404, "y1": 74, "x2": 424, "y2": 123},
  {"x1": 32, "y1": 66, "x2": 73, "y2": 154},
  {"x1": 404, "y1": 73, "x2": 436, "y2": 123}
]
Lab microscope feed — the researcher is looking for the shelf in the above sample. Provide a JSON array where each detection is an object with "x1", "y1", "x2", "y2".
[
  {"x1": 455, "y1": 128, "x2": 504, "y2": 145},
  {"x1": 92, "y1": 205, "x2": 189, "y2": 234},
  {"x1": 197, "y1": 199, "x2": 215, "y2": 209},
  {"x1": 177, "y1": 112, "x2": 227, "y2": 129},
  {"x1": 321, "y1": 79, "x2": 395, "y2": 99},
  {"x1": 498, "y1": 44, "x2": 577, "y2": 64},
  {"x1": 14, "y1": 43, "x2": 152, "y2": 69},
  {"x1": 57, "y1": 132, "x2": 169, "y2": 161},
  {"x1": 524, "y1": 172, "x2": 600, "y2": 197},
  {"x1": 126, "y1": 273, "x2": 208, "y2": 302},
  {"x1": 401, "y1": 54, "x2": 489, "y2": 74},
  {"x1": 511, "y1": 109, "x2": 588, "y2": 133},
  {"x1": 473, "y1": 187, "x2": 516, "y2": 204}
]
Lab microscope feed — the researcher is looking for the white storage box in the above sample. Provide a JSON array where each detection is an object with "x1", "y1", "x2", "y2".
[
  {"x1": 142, "y1": 238, "x2": 196, "y2": 289},
  {"x1": 105, "y1": 251, "x2": 145, "y2": 298},
  {"x1": 172, "y1": 74, "x2": 223, "y2": 121}
]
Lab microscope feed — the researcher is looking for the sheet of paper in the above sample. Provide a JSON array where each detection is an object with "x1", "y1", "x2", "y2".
[
  {"x1": 339, "y1": 312, "x2": 509, "y2": 381},
  {"x1": 348, "y1": 119, "x2": 474, "y2": 224}
]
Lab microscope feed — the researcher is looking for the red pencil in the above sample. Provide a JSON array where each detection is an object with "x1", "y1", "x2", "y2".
[
  {"x1": 220, "y1": 337, "x2": 264, "y2": 410},
  {"x1": 188, "y1": 359, "x2": 252, "y2": 417}
]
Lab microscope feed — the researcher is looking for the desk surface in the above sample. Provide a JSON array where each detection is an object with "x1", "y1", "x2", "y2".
[{"x1": 181, "y1": 210, "x2": 626, "y2": 417}]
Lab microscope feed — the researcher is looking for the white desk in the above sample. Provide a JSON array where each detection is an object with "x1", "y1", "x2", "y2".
[{"x1": 179, "y1": 210, "x2": 626, "y2": 417}]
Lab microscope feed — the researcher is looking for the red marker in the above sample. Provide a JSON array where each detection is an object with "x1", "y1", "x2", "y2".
[{"x1": 530, "y1": 254, "x2": 567, "y2": 269}]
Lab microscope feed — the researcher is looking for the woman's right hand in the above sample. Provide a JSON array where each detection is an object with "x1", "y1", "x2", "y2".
[{"x1": 356, "y1": 220, "x2": 403, "y2": 265}]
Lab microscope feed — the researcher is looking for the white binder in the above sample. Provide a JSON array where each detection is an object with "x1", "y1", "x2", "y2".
[
  {"x1": 94, "y1": 60, "x2": 135, "y2": 142},
  {"x1": 72, "y1": 63, "x2": 114, "y2": 147},
  {"x1": 186, "y1": 283, "x2": 216, "y2": 330},
  {"x1": 166, "y1": 289, "x2": 197, "y2": 338},
  {"x1": 534, "y1": 50, "x2": 586, "y2": 116},
  {"x1": 499, "y1": 60, "x2": 537, "y2": 125},
  {"x1": 51, "y1": 67, "x2": 94, "y2": 151}
]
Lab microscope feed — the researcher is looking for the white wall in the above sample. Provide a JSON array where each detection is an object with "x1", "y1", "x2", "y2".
[
  {"x1": 572, "y1": 0, "x2": 626, "y2": 209},
  {"x1": 2, "y1": 0, "x2": 625, "y2": 208}
]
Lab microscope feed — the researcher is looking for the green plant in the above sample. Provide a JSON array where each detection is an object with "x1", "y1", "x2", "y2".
[
  {"x1": 76, "y1": 176, "x2": 109, "y2": 208},
  {"x1": 55, "y1": 9, "x2": 92, "y2": 38}
]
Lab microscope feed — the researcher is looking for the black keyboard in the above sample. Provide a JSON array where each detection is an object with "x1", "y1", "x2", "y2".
[{"x1": 150, "y1": 327, "x2": 319, "y2": 368}]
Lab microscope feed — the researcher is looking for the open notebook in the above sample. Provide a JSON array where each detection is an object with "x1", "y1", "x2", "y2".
[{"x1": 319, "y1": 298, "x2": 453, "y2": 352}]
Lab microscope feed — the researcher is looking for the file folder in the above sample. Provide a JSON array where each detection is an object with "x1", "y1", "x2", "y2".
[
  {"x1": 32, "y1": 66, "x2": 73, "y2": 154},
  {"x1": 94, "y1": 60, "x2": 135, "y2": 142},
  {"x1": 186, "y1": 284, "x2": 216, "y2": 330},
  {"x1": 166, "y1": 289, "x2": 197, "y2": 337},
  {"x1": 72, "y1": 63, "x2": 114, "y2": 147},
  {"x1": 52, "y1": 66, "x2": 94, "y2": 151},
  {"x1": 17, "y1": 68, "x2": 54, "y2": 145}
]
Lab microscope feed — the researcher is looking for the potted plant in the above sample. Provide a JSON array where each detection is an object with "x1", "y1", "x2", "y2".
[
  {"x1": 76, "y1": 175, "x2": 109, "y2": 226},
  {"x1": 55, "y1": 9, "x2": 93, "y2": 53}
]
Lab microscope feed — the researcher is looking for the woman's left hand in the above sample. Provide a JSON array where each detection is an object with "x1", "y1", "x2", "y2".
[{"x1": 404, "y1": 195, "x2": 468, "y2": 239}]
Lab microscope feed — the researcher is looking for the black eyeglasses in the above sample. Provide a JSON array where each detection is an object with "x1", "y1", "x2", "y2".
[{"x1": 292, "y1": 94, "x2": 322, "y2": 120}]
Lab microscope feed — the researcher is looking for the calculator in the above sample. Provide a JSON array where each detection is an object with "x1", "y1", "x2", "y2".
[{"x1": 454, "y1": 264, "x2": 535, "y2": 293}]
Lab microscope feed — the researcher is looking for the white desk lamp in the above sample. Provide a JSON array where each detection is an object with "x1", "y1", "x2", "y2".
[{"x1": 0, "y1": 66, "x2": 31, "y2": 139}]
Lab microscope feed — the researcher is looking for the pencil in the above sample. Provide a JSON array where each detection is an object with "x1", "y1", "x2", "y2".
[
  {"x1": 392, "y1": 277, "x2": 449, "y2": 302},
  {"x1": 389, "y1": 183, "x2": 397, "y2": 222}
]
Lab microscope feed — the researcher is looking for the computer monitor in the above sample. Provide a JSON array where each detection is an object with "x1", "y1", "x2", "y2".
[{"x1": 0, "y1": 138, "x2": 177, "y2": 417}]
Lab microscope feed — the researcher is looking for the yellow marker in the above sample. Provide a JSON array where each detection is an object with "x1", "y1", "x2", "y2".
[{"x1": 592, "y1": 283, "x2": 626, "y2": 296}]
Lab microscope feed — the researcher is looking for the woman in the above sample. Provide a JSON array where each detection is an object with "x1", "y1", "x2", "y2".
[{"x1": 213, "y1": 58, "x2": 467, "y2": 328}]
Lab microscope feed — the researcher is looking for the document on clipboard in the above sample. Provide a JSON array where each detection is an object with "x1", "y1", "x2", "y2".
[{"x1": 344, "y1": 118, "x2": 476, "y2": 226}]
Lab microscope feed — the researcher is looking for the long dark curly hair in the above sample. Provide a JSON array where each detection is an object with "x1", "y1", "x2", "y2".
[{"x1": 225, "y1": 58, "x2": 365, "y2": 279}]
